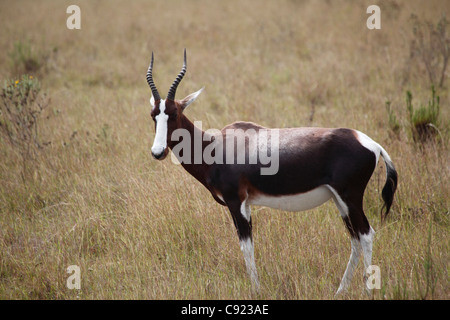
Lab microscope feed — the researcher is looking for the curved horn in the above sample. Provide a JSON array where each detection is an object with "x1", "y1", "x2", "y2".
[
  {"x1": 167, "y1": 49, "x2": 187, "y2": 101},
  {"x1": 147, "y1": 52, "x2": 161, "y2": 102}
]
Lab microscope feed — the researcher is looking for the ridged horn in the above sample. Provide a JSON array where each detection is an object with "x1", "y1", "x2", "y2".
[
  {"x1": 167, "y1": 49, "x2": 187, "y2": 101},
  {"x1": 146, "y1": 52, "x2": 161, "y2": 102}
]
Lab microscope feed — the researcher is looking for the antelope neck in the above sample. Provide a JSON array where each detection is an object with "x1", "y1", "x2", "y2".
[{"x1": 168, "y1": 114, "x2": 212, "y2": 190}]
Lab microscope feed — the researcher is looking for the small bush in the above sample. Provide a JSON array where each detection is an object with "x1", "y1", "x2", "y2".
[
  {"x1": 409, "y1": 14, "x2": 450, "y2": 88},
  {"x1": 406, "y1": 86, "x2": 441, "y2": 143},
  {"x1": 0, "y1": 75, "x2": 49, "y2": 177}
]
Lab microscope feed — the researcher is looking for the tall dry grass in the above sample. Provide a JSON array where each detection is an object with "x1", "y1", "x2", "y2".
[{"x1": 0, "y1": 0, "x2": 448, "y2": 299}]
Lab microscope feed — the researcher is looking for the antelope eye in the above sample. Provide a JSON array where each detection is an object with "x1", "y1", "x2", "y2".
[{"x1": 150, "y1": 109, "x2": 158, "y2": 119}]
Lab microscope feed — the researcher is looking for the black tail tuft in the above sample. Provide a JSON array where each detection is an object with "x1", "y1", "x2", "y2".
[{"x1": 381, "y1": 163, "x2": 398, "y2": 221}]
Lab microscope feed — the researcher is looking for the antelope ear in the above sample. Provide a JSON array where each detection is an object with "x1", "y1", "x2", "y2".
[
  {"x1": 150, "y1": 95, "x2": 156, "y2": 108},
  {"x1": 178, "y1": 87, "x2": 204, "y2": 111}
]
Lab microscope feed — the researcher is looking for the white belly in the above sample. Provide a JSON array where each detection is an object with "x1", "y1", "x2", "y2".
[{"x1": 248, "y1": 185, "x2": 332, "y2": 212}]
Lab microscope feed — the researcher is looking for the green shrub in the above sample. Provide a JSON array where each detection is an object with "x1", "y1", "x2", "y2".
[{"x1": 406, "y1": 86, "x2": 441, "y2": 143}]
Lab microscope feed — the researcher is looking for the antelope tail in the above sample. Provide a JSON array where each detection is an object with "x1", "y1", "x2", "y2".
[{"x1": 379, "y1": 147, "x2": 398, "y2": 221}]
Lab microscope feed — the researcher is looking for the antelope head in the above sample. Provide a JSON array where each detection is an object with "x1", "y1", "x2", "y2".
[{"x1": 147, "y1": 49, "x2": 203, "y2": 160}]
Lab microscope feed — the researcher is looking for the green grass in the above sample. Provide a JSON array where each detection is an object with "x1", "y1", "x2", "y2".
[
  {"x1": 8, "y1": 40, "x2": 45, "y2": 77},
  {"x1": 0, "y1": 0, "x2": 449, "y2": 300}
]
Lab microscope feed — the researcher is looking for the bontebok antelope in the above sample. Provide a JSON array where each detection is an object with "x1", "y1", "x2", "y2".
[{"x1": 146, "y1": 50, "x2": 398, "y2": 295}]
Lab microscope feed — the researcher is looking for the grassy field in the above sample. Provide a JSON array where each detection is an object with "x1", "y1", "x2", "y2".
[{"x1": 0, "y1": 0, "x2": 448, "y2": 300}]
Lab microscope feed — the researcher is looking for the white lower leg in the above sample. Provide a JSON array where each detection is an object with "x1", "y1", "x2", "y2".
[
  {"x1": 240, "y1": 237, "x2": 260, "y2": 290},
  {"x1": 336, "y1": 237, "x2": 361, "y2": 295},
  {"x1": 360, "y1": 227, "x2": 375, "y2": 293}
]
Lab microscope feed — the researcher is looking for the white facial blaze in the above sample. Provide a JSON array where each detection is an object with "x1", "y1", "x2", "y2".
[{"x1": 151, "y1": 99, "x2": 169, "y2": 156}]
